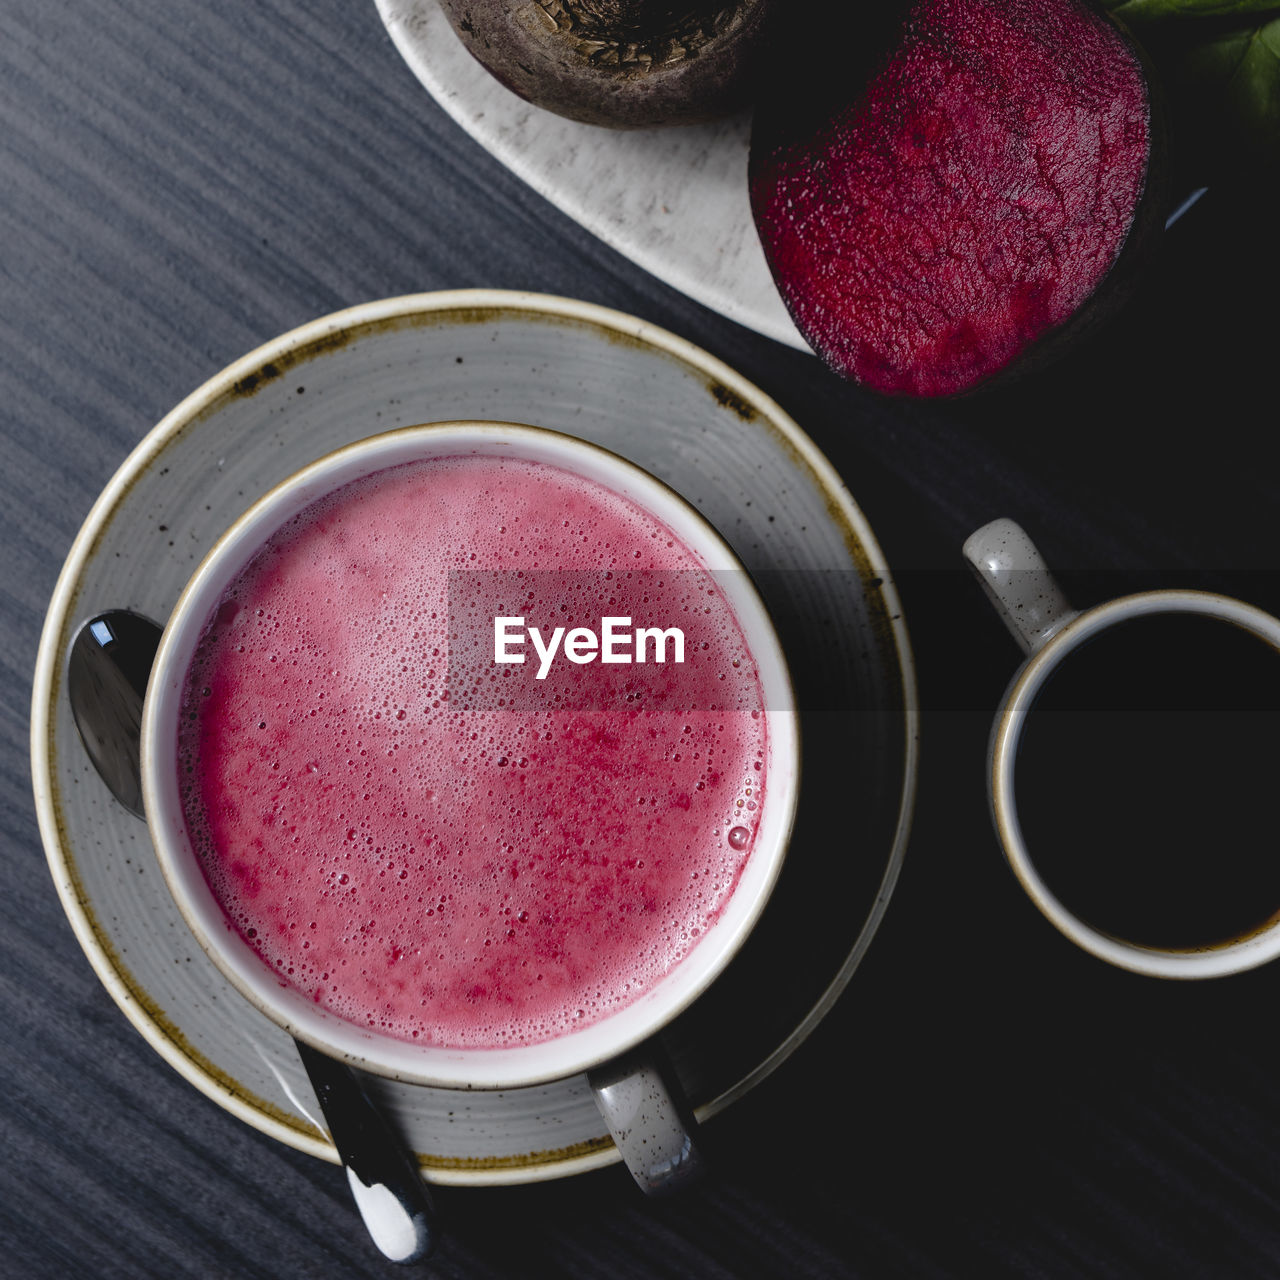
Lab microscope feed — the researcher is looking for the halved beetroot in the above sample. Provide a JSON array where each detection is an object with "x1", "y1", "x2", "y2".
[{"x1": 750, "y1": 0, "x2": 1164, "y2": 397}]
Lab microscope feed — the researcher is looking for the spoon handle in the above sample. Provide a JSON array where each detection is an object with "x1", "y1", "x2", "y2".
[
  {"x1": 294, "y1": 1039, "x2": 436, "y2": 1263},
  {"x1": 69, "y1": 611, "x2": 439, "y2": 1262}
]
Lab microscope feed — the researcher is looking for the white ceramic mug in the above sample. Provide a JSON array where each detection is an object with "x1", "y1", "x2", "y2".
[
  {"x1": 141, "y1": 421, "x2": 800, "y2": 1192},
  {"x1": 966, "y1": 517, "x2": 1280, "y2": 980}
]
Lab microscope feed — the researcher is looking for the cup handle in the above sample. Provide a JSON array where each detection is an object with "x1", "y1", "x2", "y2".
[
  {"x1": 588, "y1": 1048, "x2": 705, "y2": 1196},
  {"x1": 963, "y1": 519, "x2": 1079, "y2": 657}
]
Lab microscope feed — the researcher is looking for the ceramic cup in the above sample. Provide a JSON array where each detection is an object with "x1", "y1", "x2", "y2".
[
  {"x1": 965, "y1": 517, "x2": 1280, "y2": 980},
  {"x1": 141, "y1": 421, "x2": 799, "y2": 1193}
]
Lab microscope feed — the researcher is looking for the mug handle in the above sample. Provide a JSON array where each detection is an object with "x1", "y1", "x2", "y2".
[
  {"x1": 963, "y1": 519, "x2": 1079, "y2": 657},
  {"x1": 588, "y1": 1047, "x2": 704, "y2": 1196}
]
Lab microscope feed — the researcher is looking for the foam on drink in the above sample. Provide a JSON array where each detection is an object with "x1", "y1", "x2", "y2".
[{"x1": 177, "y1": 454, "x2": 768, "y2": 1049}]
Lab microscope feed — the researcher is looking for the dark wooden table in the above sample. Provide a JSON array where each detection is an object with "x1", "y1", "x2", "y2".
[{"x1": 4, "y1": 2, "x2": 1278, "y2": 1276}]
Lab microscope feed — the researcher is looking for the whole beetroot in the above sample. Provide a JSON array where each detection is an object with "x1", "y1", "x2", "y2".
[{"x1": 439, "y1": 0, "x2": 775, "y2": 128}]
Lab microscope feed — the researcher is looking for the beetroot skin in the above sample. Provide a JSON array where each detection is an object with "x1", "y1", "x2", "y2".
[{"x1": 750, "y1": 0, "x2": 1159, "y2": 397}]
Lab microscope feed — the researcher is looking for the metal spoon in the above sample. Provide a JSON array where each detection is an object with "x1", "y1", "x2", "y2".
[{"x1": 68, "y1": 610, "x2": 437, "y2": 1264}]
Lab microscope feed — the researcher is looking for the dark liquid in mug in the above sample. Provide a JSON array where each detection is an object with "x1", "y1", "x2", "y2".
[{"x1": 1014, "y1": 612, "x2": 1280, "y2": 950}]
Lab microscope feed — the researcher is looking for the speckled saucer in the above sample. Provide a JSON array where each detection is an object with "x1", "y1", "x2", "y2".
[{"x1": 31, "y1": 291, "x2": 917, "y2": 1185}]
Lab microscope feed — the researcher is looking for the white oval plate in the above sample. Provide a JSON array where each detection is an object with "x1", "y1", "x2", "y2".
[
  {"x1": 32, "y1": 290, "x2": 916, "y2": 1185},
  {"x1": 374, "y1": 0, "x2": 807, "y2": 352}
]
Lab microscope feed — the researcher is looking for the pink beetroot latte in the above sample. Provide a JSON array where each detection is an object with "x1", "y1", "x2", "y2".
[{"x1": 177, "y1": 454, "x2": 768, "y2": 1049}]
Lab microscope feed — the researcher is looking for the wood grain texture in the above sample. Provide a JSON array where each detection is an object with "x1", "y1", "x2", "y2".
[{"x1": 3, "y1": 0, "x2": 1279, "y2": 1276}]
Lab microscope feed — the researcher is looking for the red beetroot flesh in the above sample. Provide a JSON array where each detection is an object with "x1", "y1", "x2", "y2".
[{"x1": 750, "y1": 0, "x2": 1152, "y2": 397}]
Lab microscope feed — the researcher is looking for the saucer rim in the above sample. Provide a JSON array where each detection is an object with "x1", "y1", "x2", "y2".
[{"x1": 30, "y1": 288, "x2": 918, "y2": 1183}]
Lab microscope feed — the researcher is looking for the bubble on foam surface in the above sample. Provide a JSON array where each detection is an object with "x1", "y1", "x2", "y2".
[{"x1": 177, "y1": 455, "x2": 768, "y2": 1049}]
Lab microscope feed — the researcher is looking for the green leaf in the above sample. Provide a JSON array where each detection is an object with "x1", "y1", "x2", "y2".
[
  {"x1": 1104, "y1": 0, "x2": 1280, "y2": 25},
  {"x1": 1163, "y1": 16, "x2": 1280, "y2": 161}
]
